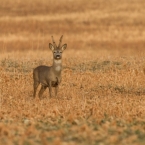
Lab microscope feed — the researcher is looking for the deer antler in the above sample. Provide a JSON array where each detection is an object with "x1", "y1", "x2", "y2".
[
  {"x1": 58, "y1": 35, "x2": 63, "y2": 48},
  {"x1": 51, "y1": 36, "x2": 57, "y2": 48}
]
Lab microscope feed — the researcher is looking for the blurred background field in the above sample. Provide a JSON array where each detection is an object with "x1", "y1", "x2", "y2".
[
  {"x1": 1, "y1": 0, "x2": 145, "y2": 144},
  {"x1": 0, "y1": 0, "x2": 145, "y2": 52}
]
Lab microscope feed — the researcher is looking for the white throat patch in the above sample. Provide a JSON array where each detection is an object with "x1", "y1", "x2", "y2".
[
  {"x1": 54, "y1": 60, "x2": 62, "y2": 64},
  {"x1": 55, "y1": 66, "x2": 61, "y2": 71},
  {"x1": 54, "y1": 60, "x2": 62, "y2": 71}
]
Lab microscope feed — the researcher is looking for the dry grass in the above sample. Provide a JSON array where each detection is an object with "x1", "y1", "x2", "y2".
[
  {"x1": 1, "y1": 50, "x2": 145, "y2": 145},
  {"x1": 1, "y1": 0, "x2": 145, "y2": 144}
]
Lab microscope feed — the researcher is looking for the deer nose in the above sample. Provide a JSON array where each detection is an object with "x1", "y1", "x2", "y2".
[{"x1": 56, "y1": 55, "x2": 60, "y2": 57}]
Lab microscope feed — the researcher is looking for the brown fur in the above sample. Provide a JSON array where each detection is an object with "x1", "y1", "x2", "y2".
[{"x1": 33, "y1": 36, "x2": 67, "y2": 99}]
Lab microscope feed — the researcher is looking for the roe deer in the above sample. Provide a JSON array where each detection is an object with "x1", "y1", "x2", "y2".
[{"x1": 33, "y1": 35, "x2": 67, "y2": 99}]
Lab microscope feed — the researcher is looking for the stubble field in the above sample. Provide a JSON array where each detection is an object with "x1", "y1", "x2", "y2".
[{"x1": 1, "y1": 0, "x2": 145, "y2": 144}]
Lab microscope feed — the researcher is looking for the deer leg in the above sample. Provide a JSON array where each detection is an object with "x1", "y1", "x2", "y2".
[
  {"x1": 48, "y1": 82, "x2": 52, "y2": 99},
  {"x1": 55, "y1": 77, "x2": 60, "y2": 98},
  {"x1": 55, "y1": 86, "x2": 58, "y2": 98},
  {"x1": 39, "y1": 85, "x2": 47, "y2": 99},
  {"x1": 33, "y1": 81, "x2": 39, "y2": 98}
]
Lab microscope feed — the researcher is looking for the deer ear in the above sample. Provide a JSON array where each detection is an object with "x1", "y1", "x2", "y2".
[
  {"x1": 61, "y1": 44, "x2": 67, "y2": 51},
  {"x1": 49, "y1": 43, "x2": 55, "y2": 51}
]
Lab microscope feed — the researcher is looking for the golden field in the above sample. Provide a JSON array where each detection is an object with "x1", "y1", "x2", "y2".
[{"x1": 1, "y1": 0, "x2": 145, "y2": 144}]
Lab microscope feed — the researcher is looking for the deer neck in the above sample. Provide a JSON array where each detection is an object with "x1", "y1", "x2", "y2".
[{"x1": 52, "y1": 59, "x2": 62, "y2": 74}]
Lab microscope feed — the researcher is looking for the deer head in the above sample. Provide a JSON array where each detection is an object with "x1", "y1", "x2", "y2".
[{"x1": 49, "y1": 35, "x2": 67, "y2": 60}]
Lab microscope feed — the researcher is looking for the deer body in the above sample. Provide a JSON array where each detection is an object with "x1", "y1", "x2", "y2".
[{"x1": 33, "y1": 35, "x2": 67, "y2": 99}]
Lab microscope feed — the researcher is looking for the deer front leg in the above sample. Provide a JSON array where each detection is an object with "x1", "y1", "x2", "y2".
[
  {"x1": 55, "y1": 77, "x2": 61, "y2": 98},
  {"x1": 48, "y1": 81, "x2": 52, "y2": 99},
  {"x1": 55, "y1": 86, "x2": 58, "y2": 98}
]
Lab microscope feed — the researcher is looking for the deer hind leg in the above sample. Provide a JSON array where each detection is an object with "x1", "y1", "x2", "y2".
[
  {"x1": 33, "y1": 81, "x2": 39, "y2": 98},
  {"x1": 39, "y1": 85, "x2": 47, "y2": 99}
]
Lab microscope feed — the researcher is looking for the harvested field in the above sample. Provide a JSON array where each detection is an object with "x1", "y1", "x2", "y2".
[{"x1": 0, "y1": 0, "x2": 145, "y2": 144}]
